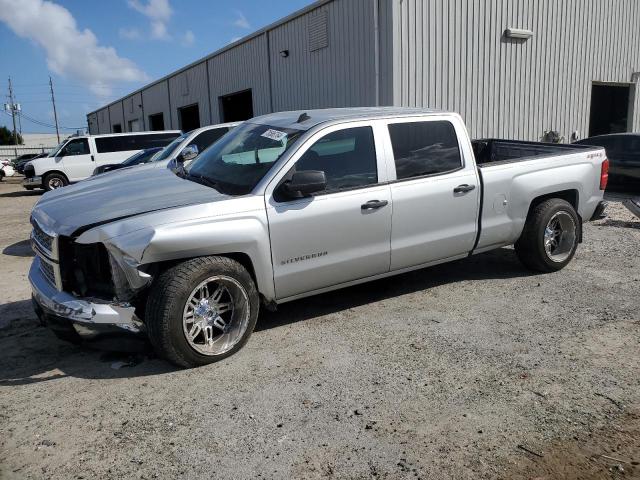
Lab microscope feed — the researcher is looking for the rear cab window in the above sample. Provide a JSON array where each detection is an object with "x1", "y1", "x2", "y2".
[{"x1": 388, "y1": 120, "x2": 463, "y2": 180}]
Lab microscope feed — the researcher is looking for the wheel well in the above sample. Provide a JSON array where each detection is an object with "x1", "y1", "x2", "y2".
[
  {"x1": 528, "y1": 189, "x2": 579, "y2": 215},
  {"x1": 148, "y1": 252, "x2": 259, "y2": 290},
  {"x1": 135, "y1": 252, "x2": 261, "y2": 320},
  {"x1": 525, "y1": 189, "x2": 583, "y2": 242},
  {"x1": 43, "y1": 170, "x2": 69, "y2": 181}
]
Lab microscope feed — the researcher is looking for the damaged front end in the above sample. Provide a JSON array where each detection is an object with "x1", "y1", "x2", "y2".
[
  {"x1": 58, "y1": 237, "x2": 152, "y2": 303},
  {"x1": 29, "y1": 218, "x2": 156, "y2": 344}
]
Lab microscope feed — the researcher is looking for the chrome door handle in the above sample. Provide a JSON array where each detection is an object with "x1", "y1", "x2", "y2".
[
  {"x1": 453, "y1": 184, "x2": 476, "y2": 194},
  {"x1": 361, "y1": 200, "x2": 388, "y2": 210}
]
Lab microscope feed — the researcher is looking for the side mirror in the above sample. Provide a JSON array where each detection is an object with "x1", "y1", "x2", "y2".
[
  {"x1": 282, "y1": 170, "x2": 327, "y2": 198},
  {"x1": 178, "y1": 144, "x2": 198, "y2": 163}
]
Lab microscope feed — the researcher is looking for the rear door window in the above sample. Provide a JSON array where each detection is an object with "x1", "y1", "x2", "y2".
[
  {"x1": 388, "y1": 121, "x2": 462, "y2": 180},
  {"x1": 294, "y1": 126, "x2": 378, "y2": 192}
]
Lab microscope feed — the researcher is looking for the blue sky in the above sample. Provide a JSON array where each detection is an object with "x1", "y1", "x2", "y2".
[{"x1": 0, "y1": 0, "x2": 312, "y2": 134}]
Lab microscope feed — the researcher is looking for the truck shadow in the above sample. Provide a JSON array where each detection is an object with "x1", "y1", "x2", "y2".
[
  {"x1": 0, "y1": 247, "x2": 530, "y2": 384},
  {"x1": 3, "y1": 239, "x2": 35, "y2": 257},
  {"x1": 0, "y1": 190, "x2": 42, "y2": 198},
  {"x1": 257, "y1": 247, "x2": 529, "y2": 332}
]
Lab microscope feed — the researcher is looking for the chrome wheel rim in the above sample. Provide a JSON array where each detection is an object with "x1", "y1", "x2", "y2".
[
  {"x1": 182, "y1": 275, "x2": 250, "y2": 356},
  {"x1": 48, "y1": 177, "x2": 64, "y2": 189},
  {"x1": 544, "y1": 211, "x2": 576, "y2": 263}
]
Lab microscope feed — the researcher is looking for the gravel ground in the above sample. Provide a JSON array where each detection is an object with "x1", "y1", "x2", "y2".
[{"x1": 0, "y1": 178, "x2": 638, "y2": 479}]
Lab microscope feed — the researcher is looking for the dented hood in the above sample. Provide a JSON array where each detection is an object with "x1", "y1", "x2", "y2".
[{"x1": 31, "y1": 165, "x2": 230, "y2": 237}]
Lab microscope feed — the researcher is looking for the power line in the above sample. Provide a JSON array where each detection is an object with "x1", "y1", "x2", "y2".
[{"x1": 1, "y1": 110, "x2": 84, "y2": 131}]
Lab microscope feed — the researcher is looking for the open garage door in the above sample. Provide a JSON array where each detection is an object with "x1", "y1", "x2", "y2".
[
  {"x1": 178, "y1": 104, "x2": 200, "y2": 132},
  {"x1": 589, "y1": 84, "x2": 631, "y2": 137},
  {"x1": 220, "y1": 89, "x2": 254, "y2": 122}
]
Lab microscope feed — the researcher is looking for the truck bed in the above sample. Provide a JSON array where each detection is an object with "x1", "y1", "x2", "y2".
[{"x1": 472, "y1": 139, "x2": 596, "y2": 167}]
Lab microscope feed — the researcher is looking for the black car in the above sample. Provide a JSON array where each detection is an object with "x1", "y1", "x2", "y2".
[
  {"x1": 573, "y1": 134, "x2": 640, "y2": 193},
  {"x1": 91, "y1": 147, "x2": 163, "y2": 176},
  {"x1": 14, "y1": 153, "x2": 46, "y2": 174}
]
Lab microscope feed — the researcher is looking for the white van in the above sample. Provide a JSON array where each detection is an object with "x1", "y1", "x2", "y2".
[{"x1": 23, "y1": 131, "x2": 181, "y2": 191}]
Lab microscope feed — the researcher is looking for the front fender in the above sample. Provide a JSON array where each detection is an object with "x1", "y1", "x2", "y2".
[{"x1": 75, "y1": 200, "x2": 275, "y2": 301}]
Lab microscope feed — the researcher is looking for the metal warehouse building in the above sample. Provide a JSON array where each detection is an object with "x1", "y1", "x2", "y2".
[{"x1": 88, "y1": 0, "x2": 640, "y2": 142}]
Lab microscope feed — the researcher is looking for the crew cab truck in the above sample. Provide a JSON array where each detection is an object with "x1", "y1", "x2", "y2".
[
  {"x1": 28, "y1": 108, "x2": 609, "y2": 367},
  {"x1": 23, "y1": 130, "x2": 181, "y2": 191}
]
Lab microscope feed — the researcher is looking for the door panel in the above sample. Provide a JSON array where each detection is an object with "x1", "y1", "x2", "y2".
[
  {"x1": 384, "y1": 118, "x2": 480, "y2": 270},
  {"x1": 266, "y1": 124, "x2": 392, "y2": 299},
  {"x1": 390, "y1": 170, "x2": 479, "y2": 269},
  {"x1": 58, "y1": 138, "x2": 93, "y2": 181},
  {"x1": 267, "y1": 186, "x2": 392, "y2": 299}
]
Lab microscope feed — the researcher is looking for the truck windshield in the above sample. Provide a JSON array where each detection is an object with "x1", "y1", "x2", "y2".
[
  {"x1": 153, "y1": 133, "x2": 189, "y2": 162},
  {"x1": 184, "y1": 122, "x2": 306, "y2": 195}
]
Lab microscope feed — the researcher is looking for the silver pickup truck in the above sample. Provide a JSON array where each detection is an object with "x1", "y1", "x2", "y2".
[{"x1": 28, "y1": 108, "x2": 608, "y2": 367}]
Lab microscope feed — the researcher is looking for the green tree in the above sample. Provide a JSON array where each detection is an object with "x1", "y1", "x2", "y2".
[{"x1": 0, "y1": 126, "x2": 23, "y2": 145}]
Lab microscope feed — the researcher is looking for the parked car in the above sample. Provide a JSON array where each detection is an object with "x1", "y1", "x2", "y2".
[
  {"x1": 573, "y1": 133, "x2": 640, "y2": 193},
  {"x1": 150, "y1": 122, "x2": 241, "y2": 169},
  {"x1": 91, "y1": 147, "x2": 163, "y2": 176},
  {"x1": 15, "y1": 153, "x2": 47, "y2": 174},
  {"x1": 0, "y1": 159, "x2": 15, "y2": 180},
  {"x1": 22, "y1": 130, "x2": 181, "y2": 191},
  {"x1": 28, "y1": 108, "x2": 608, "y2": 367}
]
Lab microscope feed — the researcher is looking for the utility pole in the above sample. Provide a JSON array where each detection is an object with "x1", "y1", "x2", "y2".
[
  {"x1": 8, "y1": 77, "x2": 18, "y2": 145},
  {"x1": 49, "y1": 76, "x2": 60, "y2": 143}
]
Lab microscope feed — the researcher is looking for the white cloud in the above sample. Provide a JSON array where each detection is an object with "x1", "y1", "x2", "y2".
[
  {"x1": 0, "y1": 0, "x2": 147, "y2": 98},
  {"x1": 128, "y1": 0, "x2": 172, "y2": 40},
  {"x1": 230, "y1": 36, "x2": 242, "y2": 44},
  {"x1": 233, "y1": 11, "x2": 250, "y2": 29},
  {"x1": 181, "y1": 30, "x2": 195, "y2": 47},
  {"x1": 119, "y1": 27, "x2": 141, "y2": 40}
]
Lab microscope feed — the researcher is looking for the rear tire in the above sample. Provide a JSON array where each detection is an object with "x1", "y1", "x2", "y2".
[
  {"x1": 145, "y1": 256, "x2": 259, "y2": 368},
  {"x1": 43, "y1": 172, "x2": 68, "y2": 192},
  {"x1": 515, "y1": 199, "x2": 579, "y2": 273}
]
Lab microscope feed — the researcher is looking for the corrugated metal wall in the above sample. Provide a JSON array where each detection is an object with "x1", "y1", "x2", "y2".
[
  {"x1": 207, "y1": 35, "x2": 271, "y2": 123},
  {"x1": 141, "y1": 80, "x2": 171, "y2": 130},
  {"x1": 87, "y1": 113, "x2": 98, "y2": 134},
  {"x1": 268, "y1": 0, "x2": 377, "y2": 111},
  {"x1": 108, "y1": 102, "x2": 124, "y2": 132},
  {"x1": 393, "y1": 0, "x2": 640, "y2": 141},
  {"x1": 96, "y1": 108, "x2": 109, "y2": 134},
  {"x1": 168, "y1": 62, "x2": 211, "y2": 128},
  {"x1": 122, "y1": 92, "x2": 143, "y2": 131}
]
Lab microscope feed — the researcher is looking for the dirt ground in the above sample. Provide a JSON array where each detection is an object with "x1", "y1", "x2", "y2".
[{"x1": 0, "y1": 177, "x2": 638, "y2": 479}]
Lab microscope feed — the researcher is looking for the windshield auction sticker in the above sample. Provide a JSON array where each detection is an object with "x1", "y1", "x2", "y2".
[{"x1": 261, "y1": 129, "x2": 288, "y2": 141}]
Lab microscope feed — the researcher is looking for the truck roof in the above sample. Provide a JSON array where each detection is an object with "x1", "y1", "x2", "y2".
[{"x1": 250, "y1": 107, "x2": 446, "y2": 130}]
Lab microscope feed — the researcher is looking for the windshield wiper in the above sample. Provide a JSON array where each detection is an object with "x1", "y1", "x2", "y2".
[{"x1": 186, "y1": 172, "x2": 220, "y2": 190}]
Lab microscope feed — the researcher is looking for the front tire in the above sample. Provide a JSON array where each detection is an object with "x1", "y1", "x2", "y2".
[
  {"x1": 145, "y1": 256, "x2": 259, "y2": 368},
  {"x1": 515, "y1": 198, "x2": 579, "y2": 273},
  {"x1": 43, "y1": 172, "x2": 68, "y2": 191}
]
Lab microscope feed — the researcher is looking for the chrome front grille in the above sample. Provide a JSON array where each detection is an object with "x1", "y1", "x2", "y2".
[
  {"x1": 39, "y1": 258, "x2": 57, "y2": 286},
  {"x1": 31, "y1": 218, "x2": 62, "y2": 290},
  {"x1": 31, "y1": 220, "x2": 54, "y2": 256}
]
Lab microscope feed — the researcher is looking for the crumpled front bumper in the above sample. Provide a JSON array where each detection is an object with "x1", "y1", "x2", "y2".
[{"x1": 29, "y1": 257, "x2": 146, "y2": 340}]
